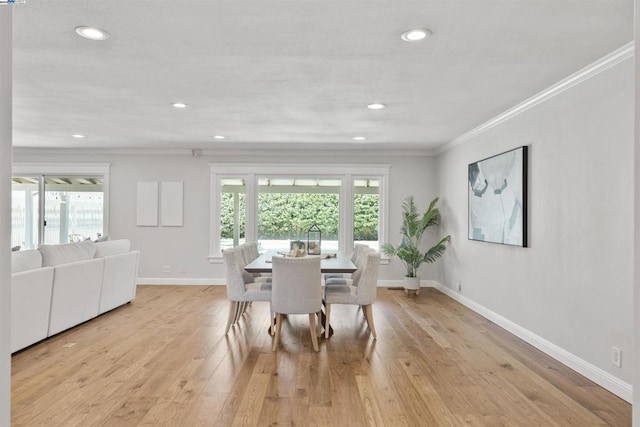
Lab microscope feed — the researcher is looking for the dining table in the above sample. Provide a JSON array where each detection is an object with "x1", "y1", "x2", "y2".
[
  {"x1": 244, "y1": 251, "x2": 356, "y2": 337},
  {"x1": 244, "y1": 251, "x2": 357, "y2": 274}
]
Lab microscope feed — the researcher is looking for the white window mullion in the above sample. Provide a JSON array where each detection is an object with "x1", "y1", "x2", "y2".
[
  {"x1": 341, "y1": 174, "x2": 353, "y2": 255},
  {"x1": 209, "y1": 172, "x2": 222, "y2": 258},
  {"x1": 38, "y1": 175, "x2": 45, "y2": 246},
  {"x1": 245, "y1": 173, "x2": 257, "y2": 243},
  {"x1": 379, "y1": 171, "x2": 390, "y2": 258}
]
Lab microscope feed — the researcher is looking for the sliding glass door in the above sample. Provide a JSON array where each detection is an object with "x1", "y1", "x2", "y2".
[
  {"x1": 11, "y1": 176, "x2": 39, "y2": 250},
  {"x1": 43, "y1": 176, "x2": 104, "y2": 245},
  {"x1": 11, "y1": 174, "x2": 105, "y2": 249}
]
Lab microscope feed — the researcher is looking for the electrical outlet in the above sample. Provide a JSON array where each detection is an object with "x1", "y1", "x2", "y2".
[
  {"x1": 611, "y1": 346, "x2": 621, "y2": 367},
  {"x1": 162, "y1": 265, "x2": 171, "y2": 273},
  {"x1": 457, "y1": 281, "x2": 462, "y2": 291}
]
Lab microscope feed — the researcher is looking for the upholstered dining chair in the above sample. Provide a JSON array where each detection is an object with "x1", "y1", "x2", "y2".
[
  {"x1": 271, "y1": 256, "x2": 323, "y2": 352},
  {"x1": 324, "y1": 250, "x2": 381, "y2": 339},
  {"x1": 324, "y1": 243, "x2": 368, "y2": 283},
  {"x1": 325, "y1": 245, "x2": 371, "y2": 288},
  {"x1": 223, "y1": 247, "x2": 273, "y2": 335}
]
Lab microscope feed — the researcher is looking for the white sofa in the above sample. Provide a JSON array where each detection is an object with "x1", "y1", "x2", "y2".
[{"x1": 11, "y1": 239, "x2": 139, "y2": 353}]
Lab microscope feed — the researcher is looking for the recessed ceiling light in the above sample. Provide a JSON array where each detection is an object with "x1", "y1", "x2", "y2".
[
  {"x1": 401, "y1": 28, "x2": 432, "y2": 42},
  {"x1": 71, "y1": 134, "x2": 85, "y2": 139},
  {"x1": 75, "y1": 26, "x2": 110, "y2": 41},
  {"x1": 353, "y1": 136, "x2": 366, "y2": 141},
  {"x1": 172, "y1": 102, "x2": 188, "y2": 109},
  {"x1": 213, "y1": 135, "x2": 226, "y2": 139},
  {"x1": 367, "y1": 103, "x2": 386, "y2": 110}
]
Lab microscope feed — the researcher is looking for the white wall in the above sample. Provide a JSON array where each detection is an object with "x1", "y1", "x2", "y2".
[
  {"x1": 11, "y1": 151, "x2": 440, "y2": 283},
  {"x1": 436, "y1": 56, "x2": 634, "y2": 395},
  {"x1": 0, "y1": 7, "x2": 11, "y2": 427}
]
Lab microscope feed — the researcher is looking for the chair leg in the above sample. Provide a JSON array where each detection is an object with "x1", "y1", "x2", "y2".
[
  {"x1": 272, "y1": 313, "x2": 283, "y2": 352},
  {"x1": 225, "y1": 301, "x2": 238, "y2": 335},
  {"x1": 325, "y1": 304, "x2": 331, "y2": 339},
  {"x1": 270, "y1": 309, "x2": 275, "y2": 336},
  {"x1": 234, "y1": 302, "x2": 244, "y2": 323},
  {"x1": 364, "y1": 304, "x2": 377, "y2": 339},
  {"x1": 308, "y1": 313, "x2": 319, "y2": 352}
]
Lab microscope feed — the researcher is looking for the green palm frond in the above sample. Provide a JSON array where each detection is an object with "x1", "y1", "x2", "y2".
[
  {"x1": 400, "y1": 196, "x2": 420, "y2": 238},
  {"x1": 423, "y1": 235, "x2": 451, "y2": 263},
  {"x1": 381, "y1": 242, "x2": 397, "y2": 257}
]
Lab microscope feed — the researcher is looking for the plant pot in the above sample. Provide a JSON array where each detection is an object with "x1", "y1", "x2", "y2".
[{"x1": 403, "y1": 276, "x2": 420, "y2": 290}]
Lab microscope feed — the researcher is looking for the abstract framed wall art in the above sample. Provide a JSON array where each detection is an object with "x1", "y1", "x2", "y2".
[{"x1": 468, "y1": 146, "x2": 528, "y2": 247}]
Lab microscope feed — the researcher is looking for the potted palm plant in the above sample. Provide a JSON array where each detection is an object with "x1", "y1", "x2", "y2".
[{"x1": 382, "y1": 196, "x2": 450, "y2": 295}]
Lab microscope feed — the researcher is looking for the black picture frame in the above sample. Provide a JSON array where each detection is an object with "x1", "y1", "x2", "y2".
[{"x1": 468, "y1": 146, "x2": 528, "y2": 247}]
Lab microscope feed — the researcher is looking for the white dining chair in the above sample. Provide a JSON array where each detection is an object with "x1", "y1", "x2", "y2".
[
  {"x1": 271, "y1": 256, "x2": 323, "y2": 352},
  {"x1": 324, "y1": 243, "x2": 367, "y2": 283},
  {"x1": 324, "y1": 250, "x2": 381, "y2": 339},
  {"x1": 325, "y1": 244, "x2": 370, "y2": 288},
  {"x1": 223, "y1": 247, "x2": 273, "y2": 335}
]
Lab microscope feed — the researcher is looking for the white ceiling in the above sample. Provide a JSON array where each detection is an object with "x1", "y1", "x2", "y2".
[{"x1": 11, "y1": 1, "x2": 634, "y2": 154}]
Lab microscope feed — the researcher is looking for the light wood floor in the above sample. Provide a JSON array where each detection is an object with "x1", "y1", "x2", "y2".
[{"x1": 12, "y1": 285, "x2": 630, "y2": 426}]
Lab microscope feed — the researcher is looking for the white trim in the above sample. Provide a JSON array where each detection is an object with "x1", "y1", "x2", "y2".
[
  {"x1": 436, "y1": 42, "x2": 635, "y2": 155},
  {"x1": 137, "y1": 278, "x2": 224, "y2": 286},
  {"x1": 208, "y1": 163, "x2": 391, "y2": 176},
  {"x1": 12, "y1": 162, "x2": 111, "y2": 175},
  {"x1": 433, "y1": 282, "x2": 633, "y2": 403},
  {"x1": 13, "y1": 147, "x2": 436, "y2": 158},
  {"x1": 374, "y1": 279, "x2": 437, "y2": 288}
]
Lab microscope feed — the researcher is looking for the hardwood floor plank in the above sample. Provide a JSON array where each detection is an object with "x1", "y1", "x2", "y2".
[
  {"x1": 231, "y1": 372, "x2": 270, "y2": 426},
  {"x1": 11, "y1": 286, "x2": 631, "y2": 426},
  {"x1": 354, "y1": 374, "x2": 386, "y2": 426}
]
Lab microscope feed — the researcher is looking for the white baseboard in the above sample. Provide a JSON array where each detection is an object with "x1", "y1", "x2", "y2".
[
  {"x1": 377, "y1": 279, "x2": 438, "y2": 288},
  {"x1": 433, "y1": 282, "x2": 632, "y2": 403},
  {"x1": 138, "y1": 278, "x2": 438, "y2": 287},
  {"x1": 137, "y1": 277, "x2": 225, "y2": 286}
]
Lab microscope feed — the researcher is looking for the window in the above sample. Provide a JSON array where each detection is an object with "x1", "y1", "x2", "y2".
[
  {"x1": 220, "y1": 178, "x2": 246, "y2": 251},
  {"x1": 353, "y1": 178, "x2": 380, "y2": 250},
  {"x1": 11, "y1": 177, "x2": 38, "y2": 249},
  {"x1": 209, "y1": 164, "x2": 389, "y2": 260},
  {"x1": 257, "y1": 177, "x2": 341, "y2": 252},
  {"x1": 42, "y1": 177, "x2": 105, "y2": 245},
  {"x1": 12, "y1": 164, "x2": 110, "y2": 249}
]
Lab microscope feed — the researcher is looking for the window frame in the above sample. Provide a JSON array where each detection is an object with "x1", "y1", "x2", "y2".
[
  {"x1": 208, "y1": 163, "x2": 390, "y2": 262},
  {"x1": 12, "y1": 163, "x2": 111, "y2": 247}
]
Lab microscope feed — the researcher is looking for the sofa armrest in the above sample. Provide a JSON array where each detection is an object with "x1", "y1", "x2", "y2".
[
  {"x1": 99, "y1": 251, "x2": 139, "y2": 314},
  {"x1": 11, "y1": 267, "x2": 54, "y2": 352}
]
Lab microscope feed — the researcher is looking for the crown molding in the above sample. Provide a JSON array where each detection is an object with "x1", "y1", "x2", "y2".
[
  {"x1": 12, "y1": 147, "x2": 192, "y2": 156},
  {"x1": 436, "y1": 41, "x2": 635, "y2": 155},
  {"x1": 12, "y1": 146, "x2": 437, "y2": 158}
]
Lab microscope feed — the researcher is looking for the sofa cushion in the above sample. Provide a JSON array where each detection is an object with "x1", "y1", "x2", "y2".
[
  {"x1": 11, "y1": 249, "x2": 43, "y2": 273},
  {"x1": 95, "y1": 239, "x2": 131, "y2": 258},
  {"x1": 39, "y1": 240, "x2": 97, "y2": 266}
]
